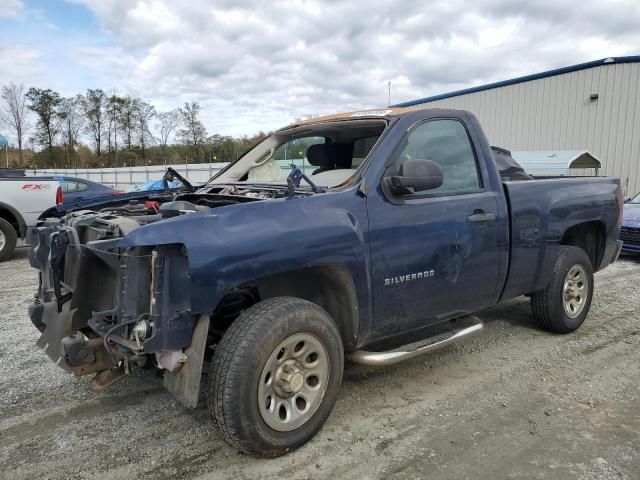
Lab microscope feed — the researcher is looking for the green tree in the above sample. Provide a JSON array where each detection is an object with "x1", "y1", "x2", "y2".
[
  {"x1": 106, "y1": 93, "x2": 125, "y2": 164},
  {"x1": 177, "y1": 102, "x2": 207, "y2": 160},
  {"x1": 118, "y1": 96, "x2": 137, "y2": 151},
  {"x1": 208, "y1": 134, "x2": 235, "y2": 162},
  {"x1": 79, "y1": 89, "x2": 107, "y2": 157},
  {"x1": 26, "y1": 87, "x2": 62, "y2": 163}
]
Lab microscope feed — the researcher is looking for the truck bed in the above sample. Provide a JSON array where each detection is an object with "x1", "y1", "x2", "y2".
[
  {"x1": 0, "y1": 178, "x2": 62, "y2": 232},
  {"x1": 500, "y1": 176, "x2": 621, "y2": 301}
]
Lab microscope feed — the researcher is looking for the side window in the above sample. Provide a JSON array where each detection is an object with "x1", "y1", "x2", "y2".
[
  {"x1": 62, "y1": 181, "x2": 77, "y2": 193},
  {"x1": 273, "y1": 136, "x2": 325, "y2": 176},
  {"x1": 393, "y1": 119, "x2": 481, "y2": 195},
  {"x1": 75, "y1": 181, "x2": 89, "y2": 192}
]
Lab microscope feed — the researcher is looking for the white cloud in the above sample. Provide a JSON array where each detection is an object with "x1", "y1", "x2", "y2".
[
  {"x1": 43, "y1": 0, "x2": 640, "y2": 135},
  {"x1": 0, "y1": 43, "x2": 45, "y2": 86},
  {"x1": 0, "y1": 0, "x2": 23, "y2": 18},
  {"x1": 69, "y1": 46, "x2": 138, "y2": 87}
]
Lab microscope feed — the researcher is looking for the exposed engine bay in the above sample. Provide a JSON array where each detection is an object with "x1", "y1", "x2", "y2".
[
  {"x1": 51, "y1": 181, "x2": 303, "y2": 222},
  {"x1": 37, "y1": 179, "x2": 312, "y2": 240}
]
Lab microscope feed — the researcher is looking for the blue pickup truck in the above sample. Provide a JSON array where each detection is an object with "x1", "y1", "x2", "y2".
[{"x1": 27, "y1": 107, "x2": 622, "y2": 457}]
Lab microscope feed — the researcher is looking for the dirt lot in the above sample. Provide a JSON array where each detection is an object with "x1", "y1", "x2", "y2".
[{"x1": 1, "y1": 246, "x2": 639, "y2": 480}]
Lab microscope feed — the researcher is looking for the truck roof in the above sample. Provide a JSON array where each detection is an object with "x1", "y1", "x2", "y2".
[{"x1": 285, "y1": 105, "x2": 463, "y2": 130}]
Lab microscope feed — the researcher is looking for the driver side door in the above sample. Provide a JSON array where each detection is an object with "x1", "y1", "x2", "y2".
[{"x1": 367, "y1": 118, "x2": 504, "y2": 338}]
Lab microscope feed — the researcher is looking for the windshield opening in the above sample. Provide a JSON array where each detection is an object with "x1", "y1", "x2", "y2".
[
  {"x1": 630, "y1": 192, "x2": 640, "y2": 204},
  {"x1": 209, "y1": 119, "x2": 387, "y2": 188}
]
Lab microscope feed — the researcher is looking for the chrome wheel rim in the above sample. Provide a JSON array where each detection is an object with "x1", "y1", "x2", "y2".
[
  {"x1": 0, "y1": 230, "x2": 5, "y2": 251},
  {"x1": 258, "y1": 333, "x2": 329, "y2": 432},
  {"x1": 563, "y1": 264, "x2": 589, "y2": 318}
]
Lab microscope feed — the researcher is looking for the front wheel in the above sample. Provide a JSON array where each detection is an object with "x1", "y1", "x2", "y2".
[
  {"x1": 531, "y1": 246, "x2": 594, "y2": 333},
  {"x1": 208, "y1": 297, "x2": 344, "y2": 457}
]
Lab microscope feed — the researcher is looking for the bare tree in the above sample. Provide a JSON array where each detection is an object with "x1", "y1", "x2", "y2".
[
  {"x1": 58, "y1": 96, "x2": 83, "y2": 168},
  {"x1": 153, "y1": 109, "x2": 179, "y2": 165},
  {"x1": 0, "y1": 83, "x2": 29, "y2": 166},
  {"x1": 155, "y1": 109, "x2": 179, "y2": 148}
]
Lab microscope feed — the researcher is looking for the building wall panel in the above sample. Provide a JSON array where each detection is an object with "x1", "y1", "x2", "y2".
[{"x1": 416, "y1": 63, "x2": 640, "y2": 194}]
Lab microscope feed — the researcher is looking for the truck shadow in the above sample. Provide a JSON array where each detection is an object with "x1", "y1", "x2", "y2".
[
  {"x1": 618, "y1": 253, "x2": 640, "y2": 263},
  {"x1": 477, "y1": 296, "x2": 540, "y2": 330},
  {"x1": 6, "y1": 245, "x2": 30, "y2": 261}
]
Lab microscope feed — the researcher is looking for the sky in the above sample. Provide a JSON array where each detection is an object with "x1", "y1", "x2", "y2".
[{"x1": 1, "y1": 0, "x2": 639, "y2": 138}]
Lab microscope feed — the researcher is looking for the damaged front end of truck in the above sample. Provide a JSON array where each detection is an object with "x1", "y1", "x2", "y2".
[{"x1": 26, "y1": 205, "x2": 210, "y2": 406}]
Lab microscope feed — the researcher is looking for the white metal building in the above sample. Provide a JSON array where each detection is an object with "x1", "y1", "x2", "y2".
[{"x1": 392, "y1": 56, "x2": 640, "y2": 195}]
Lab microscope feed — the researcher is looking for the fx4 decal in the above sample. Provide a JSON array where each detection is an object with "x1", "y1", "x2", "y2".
[{"x1": 21, "y1": 184, "x2": 52, "y2": 190}]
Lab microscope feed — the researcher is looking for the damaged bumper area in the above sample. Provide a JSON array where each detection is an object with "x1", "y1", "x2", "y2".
[{"x1": 27, "y1": 208, "x2": 207, "y2": 407}]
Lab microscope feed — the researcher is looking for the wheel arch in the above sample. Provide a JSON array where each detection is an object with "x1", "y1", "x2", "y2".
[
  {"x1": 560, "y1": 220, "x2": 606, "y2": 271},
  {"x1": 212, "y1": 265, "x2": 360, "y2": 350},
  {"x1": 0, "y1": 201, "x2": 26, "y2": 237}
]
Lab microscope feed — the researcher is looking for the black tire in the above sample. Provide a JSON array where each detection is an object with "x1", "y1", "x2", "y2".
[
  {"x1": 531, "y1": 246, "x2": 594, "y2": 333},
  {"x1": 0, "y1": 218, "x2": 18, "y2": 262},
  {"x1": 209, "y1": 297, "x2": 344, "y2": 457}
]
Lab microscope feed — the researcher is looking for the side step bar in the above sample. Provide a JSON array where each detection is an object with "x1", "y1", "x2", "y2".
[{"x1": 347, "y1": 316, "x2": 483, "y2": 366}]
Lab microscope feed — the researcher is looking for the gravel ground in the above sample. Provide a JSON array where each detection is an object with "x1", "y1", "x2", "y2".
[{"x1": 1, "y1": 246, "x2": 639, "y2": 480}]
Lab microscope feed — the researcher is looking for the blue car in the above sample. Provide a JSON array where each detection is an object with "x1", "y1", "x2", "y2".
[
  {"x1": 56, "y1": 177, "x2": 122, "y2": 204},
  {"x1": 621, "y1": 192, "x2": 640, "y2": 253},
  {"x1": 22, "y1": 175, "x2": 121, "y2": 205},
  {"x1": 128, "y1": 179, "x2": 181, "y2": 192}
]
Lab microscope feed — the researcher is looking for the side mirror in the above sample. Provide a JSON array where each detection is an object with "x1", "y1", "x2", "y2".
[{"x1": 388, "y1": 159, "x2": 444, "y2": 195}]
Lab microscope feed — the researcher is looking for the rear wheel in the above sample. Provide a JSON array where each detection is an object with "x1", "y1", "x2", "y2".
[
  {"x1": 0, "y1": 218, "x2": 17, "y2": 262},
  {"x1": 208, "y1": 297, "x2": 344, "y2": 457},
  {"x1": 531, "y1": 246, "x2": 594, "y2": 333}
]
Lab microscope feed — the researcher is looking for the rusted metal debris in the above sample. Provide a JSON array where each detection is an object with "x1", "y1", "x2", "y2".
[{"x1": 90, "y1": 366, "x2": 126, "y2": 391}]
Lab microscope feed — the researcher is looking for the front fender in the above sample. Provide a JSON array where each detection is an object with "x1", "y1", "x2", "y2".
[{"x1": 120, "y1": 188, "x2": 372, "y2": 339}]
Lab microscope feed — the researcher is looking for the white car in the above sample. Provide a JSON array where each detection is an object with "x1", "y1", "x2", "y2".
[{"x1": 0, "y1": 175, "x2": 63, "y2": 260}]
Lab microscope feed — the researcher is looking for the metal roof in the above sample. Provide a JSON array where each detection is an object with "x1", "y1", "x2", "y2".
[
  {"x1": 392, "y1": 56, "x2": 640, "y2": 108},
  {"x1": 511, "y1": 150, "x2": 602, "y2": 176}
]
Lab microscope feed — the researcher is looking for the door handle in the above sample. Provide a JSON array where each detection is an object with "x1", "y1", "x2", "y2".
[{"x1": 467, "y1": 211, "x2": 497, "y2": 223}]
